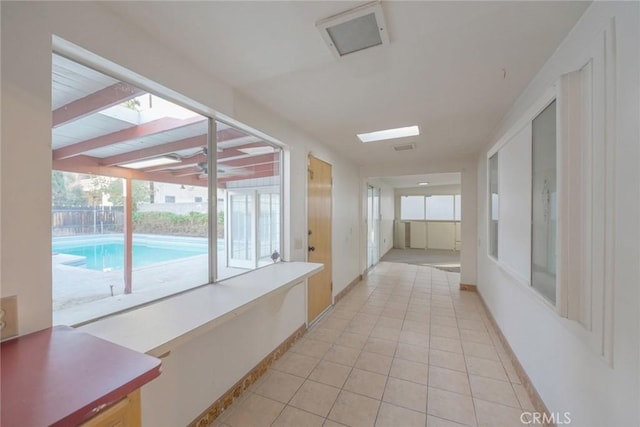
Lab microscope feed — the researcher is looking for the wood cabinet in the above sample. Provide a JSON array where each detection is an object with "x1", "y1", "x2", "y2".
[
  {"x1": 81, "y1": 390, "x2": 141, "y2": 427},
  {"x1": 1, "y1": 326, "x2": 160, "y2": 427}
]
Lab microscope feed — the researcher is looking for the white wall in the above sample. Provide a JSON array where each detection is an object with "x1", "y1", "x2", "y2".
[
  {"x1": 0, "y1": 2, "x2": 361, "y2": 425},
  {"x1": 476, "y1": 3, "x2": 639, "y2": 426},
  {"x1": 141, "y1": 285, "x2": 305, "y2": 427}
]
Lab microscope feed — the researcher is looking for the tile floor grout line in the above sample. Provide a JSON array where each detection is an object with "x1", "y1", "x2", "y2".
[{"x1": 222, "y1": 263, "x2": 528, "y2": 427}]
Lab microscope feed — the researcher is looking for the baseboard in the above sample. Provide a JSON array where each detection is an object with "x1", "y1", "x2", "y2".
[
  {"x1": 476, "y1": 292, "x2": 554, "y2": 427},
  {"x1": 334, "y1": 274, "x2": 363, "y2": 304},
  {"x1": 459, "y1": 283, "x2": 477, "y2": 292},
  {"x1": 188, "y1": 323, "x2": 307, "y2": 427}
]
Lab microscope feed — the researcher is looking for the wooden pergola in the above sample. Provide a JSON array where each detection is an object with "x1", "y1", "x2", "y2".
[{"x1": 52, "y1": 54, "x2": 281, "y2": 292}]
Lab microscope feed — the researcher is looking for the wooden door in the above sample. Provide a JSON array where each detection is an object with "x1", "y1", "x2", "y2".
[{"x1": 307, "y1": 155, "x2": 332, "y2": 323}]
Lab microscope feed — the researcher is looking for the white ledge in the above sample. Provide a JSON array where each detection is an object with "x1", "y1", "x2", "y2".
[{"x1": 79, "y1": 262, "x2": 323, "y2": 356}]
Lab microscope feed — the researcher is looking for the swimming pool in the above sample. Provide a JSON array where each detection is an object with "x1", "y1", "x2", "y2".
[{"x1": 52, "y1": 235, "x2": 218, "y2": 271}]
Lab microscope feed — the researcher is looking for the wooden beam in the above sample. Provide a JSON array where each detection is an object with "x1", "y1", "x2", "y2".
[
  {"x1": 218, "y1": 162, "x2": 279, "y2": 184},
  {"x1": 218, "y1": 143, "x2": 274, "y2": 161},
  {"x1": 99, "y1": 130, "x2": 260, "y2": 167},
  {"x1": 141, "y1": 153, "x2": 208, "y2": 173},
  {"x1": 170, "y1": 167, "x2": 201, "y2": 178},
  {"x1": 53, "y1": 83, "x2": 145, "y2": 128},
  {"x1": 144, "y1": 152, "x2": 278, "y2": 174},
  {"x1": 218, "y1": 169, "x2": 277, "y2": 184},
  {"x1": 219, "y1": 153, "x2": 278, "y2": 168},
  {"x1": 53, "y1": 155, "x2": 206, "y2": 187},
  {"x1": 53, "y1": 115, "x2": 206, "y2": 160},
  {"x1": 101, "y1": 135, "x2": 207, "y2": 167}
]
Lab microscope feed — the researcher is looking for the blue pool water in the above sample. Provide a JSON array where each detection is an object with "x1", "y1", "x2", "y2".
[{"x1": 52, "y1": 237, "x2": 220, "y2": 271}]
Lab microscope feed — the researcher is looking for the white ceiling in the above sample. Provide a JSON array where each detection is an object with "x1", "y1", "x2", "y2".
[{"x1": 104, "y1": 1, "x2": 589, "y2": 167}]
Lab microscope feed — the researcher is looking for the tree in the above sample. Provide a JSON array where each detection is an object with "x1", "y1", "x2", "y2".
[
  {"x1": 217, "y1": 210, "x2": 225, "y2": 238},
  {"x1": 51, "y1": 171, "x2": 87, "y2": 206},
  {"x1": 96, "y1": 178, "x2": 154, "y2": 212}
]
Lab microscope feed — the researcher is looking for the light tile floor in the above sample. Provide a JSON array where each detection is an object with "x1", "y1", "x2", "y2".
[{"x1": 214, "y1": 262, "x2": 535, "y2": 427}]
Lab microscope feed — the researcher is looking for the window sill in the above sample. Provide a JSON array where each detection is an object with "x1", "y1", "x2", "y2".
[{"x1": 78, "y1": 262, "x2": 323, "y2": 357}]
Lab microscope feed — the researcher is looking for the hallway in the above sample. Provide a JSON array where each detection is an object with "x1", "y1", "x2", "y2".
[{"x1": 213, "y1": 262, "x2": 534, "y2": 427}]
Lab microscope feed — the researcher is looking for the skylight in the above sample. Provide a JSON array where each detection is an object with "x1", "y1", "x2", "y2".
[{"x1": 357, "y1": 125, "x2": 420, "y2": 143}]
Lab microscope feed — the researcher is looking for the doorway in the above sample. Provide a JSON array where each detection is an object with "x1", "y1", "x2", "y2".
[
  {"x1": 226, "y1": 187, "x2": 281, "y2": 271},
  {"x1": 307, "y1": 155, "x2": 333, "y2": 323},
  {"x1": 367, "y1": 185, "x2": 381, "y2": 269}
]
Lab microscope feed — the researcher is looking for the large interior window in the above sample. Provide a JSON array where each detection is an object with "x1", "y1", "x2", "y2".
[
  {"x1": 400, "y1": 196, "x2": 425, "y2": 220},
  {"x1": 489, "y1": 153, "x2": 499, "y2": 259},
  {"x1": 531, "y1": 100, "x2": 557, "y2": 303},
  {"x1": 51, "y1": 54, "x2": 282, "y2": 324},
  {"x1": 215, "y1": 121, "x2": 282, "y2": 279},
  {"x1": 426, "y1": 195, "x2": 455, "y2": 220},
  {"x1": 401, "y1": 194, "x2": 461, "y2": 221}
]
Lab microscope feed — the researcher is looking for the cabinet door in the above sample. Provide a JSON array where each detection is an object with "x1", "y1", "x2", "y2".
[{"x1": 81, "y1": 390, "x2": 141, "y2": 427}]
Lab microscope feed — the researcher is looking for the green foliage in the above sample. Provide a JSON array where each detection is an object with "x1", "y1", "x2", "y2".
[
  {"x1": 87, "y1": 177, "x2": 153, "y2": 211},
  {"x1": 122, "y1": 98, "x2": 142, "y2": 111},
  {"x1": 51, "y1": 171, "x2": 88, "y2": 206},
  {"x1": 133, "y1": 211, "x2": 208, "y2": 237},
  {"x1": 217, "y1": 210, "x2": 225, "y2": 238}
]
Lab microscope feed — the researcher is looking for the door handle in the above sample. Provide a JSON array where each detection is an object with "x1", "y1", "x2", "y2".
[{"x1": 308, "y1": 246, "x2": 316, "y2": 252}]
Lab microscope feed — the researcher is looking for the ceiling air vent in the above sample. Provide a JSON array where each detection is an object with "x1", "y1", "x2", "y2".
[
  {"x1": 393, "y1": 143, "x2": 415, "y2": 152},
  {"x1": 316, "y1": 1, "x2": 389, "y2": 57}
]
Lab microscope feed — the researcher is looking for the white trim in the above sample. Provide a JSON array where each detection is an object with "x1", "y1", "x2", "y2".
[
  {"x1": 602, "y1": 17, "x2": 616, "y2": 366},
  {"x1": 208, "y1": 119, "x2": 217, "y2": 283},
  {"x1": 487, "y1": 87, "x2": 557, "y2": 159}
]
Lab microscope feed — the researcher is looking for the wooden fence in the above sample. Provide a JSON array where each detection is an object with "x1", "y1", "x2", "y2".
[{"x1": 52, "y1": 206, "x2": 124, "y2": 236}]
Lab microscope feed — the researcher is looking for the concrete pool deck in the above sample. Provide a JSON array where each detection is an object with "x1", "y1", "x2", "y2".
[{"x1": 53, "y1": 236, "x2": 253, "y2": 326}]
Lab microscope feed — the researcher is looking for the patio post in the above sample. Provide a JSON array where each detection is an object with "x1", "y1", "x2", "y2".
[{"x1": 124, "y1": 178, "x2": 133, "y2": 294}]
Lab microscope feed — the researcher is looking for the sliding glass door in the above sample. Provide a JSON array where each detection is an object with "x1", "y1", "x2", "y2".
[
  {"x1": 228, "y1": 191, "x2": 255, "y2": 269},
  {"x1": 367, "y1": 185, "x2": 381, "y2": 268},
  {"x1": 227, "y1": 188, "x2": 281, "y2": 270}
]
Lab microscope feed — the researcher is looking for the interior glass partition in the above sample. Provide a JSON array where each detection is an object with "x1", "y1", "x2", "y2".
[{"x1": 531, "y1": 100, "x2": 557, "y2": 303}]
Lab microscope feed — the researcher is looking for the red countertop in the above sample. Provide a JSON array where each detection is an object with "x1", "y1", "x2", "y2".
[{"x1": 1, "y1": 325, "x2": 161, "y2": 427}]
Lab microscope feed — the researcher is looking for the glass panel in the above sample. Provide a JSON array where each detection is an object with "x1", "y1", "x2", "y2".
[
  {"x1": 454, "y1": 194, "x2": 462, "y2": 221},
  {"x1": 489, "y1": 153, "x2": 499, "y2": 259},
  {"x1": 426, "y1": 195, "x2": 454, "y2": 220},
  {"x1": 216, "y1": 120, "x2": 282, "y2": 279},
  {"x1": 52, "y1": 172, "x2": 124, "y2": 312},
  {"x1": 131, "y1": 180, "x2": 208, "y2": 296},
  {"x1": 400, "y1": 196, "x2": 425, "y2": 220},
  {"x1": 373, "y1": 187, "x2": 380, "y2": 265},
  {"x1": 229, "y1": 192, "x2": 253, "y2": 264},
  {"x1": 51, "y1": 53, "x2": 210, "y2": 323},
  {"x1": 531, "y1": 100, "x2": 557, "y2": 304},
  {"x1": 258, "y1": 192, "x2": 280, "y2": 266},
  {"x1": 367, "y1": 186, "x2": 380, "y2": 268}
]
